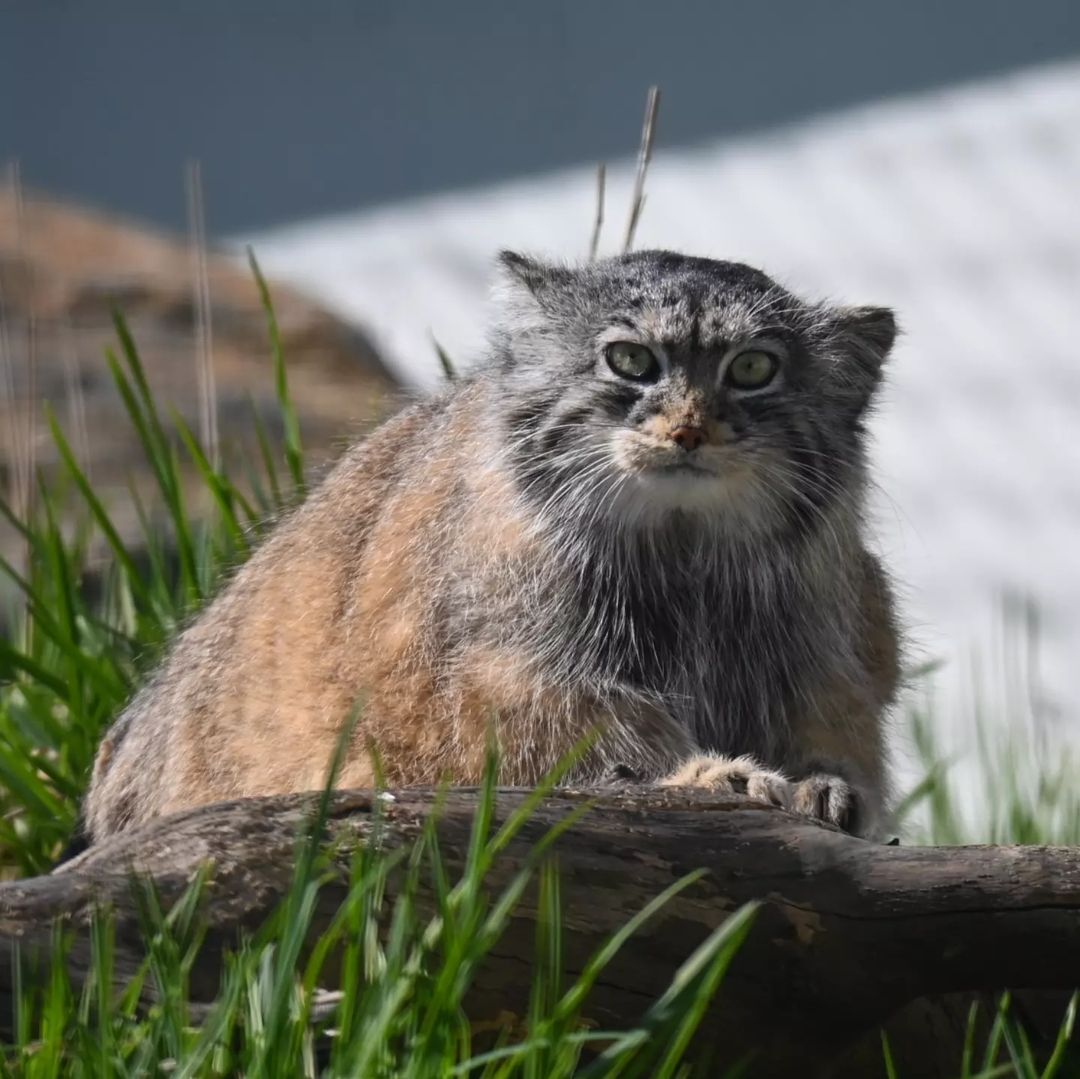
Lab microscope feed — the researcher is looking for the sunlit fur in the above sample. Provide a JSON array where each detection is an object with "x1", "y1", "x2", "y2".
[{"x1": 84, "y1": 250, "x2": 901, "y2": 843}]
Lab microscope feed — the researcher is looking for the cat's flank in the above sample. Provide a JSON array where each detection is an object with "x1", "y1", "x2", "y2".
[{"x1": 84, "y1": 250, "x2": 901, "y2": 842}]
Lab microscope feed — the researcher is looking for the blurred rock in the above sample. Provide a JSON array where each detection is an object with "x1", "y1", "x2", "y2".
[{"x1": 0, "y1": 190, "x2": 400, "y2": 587}]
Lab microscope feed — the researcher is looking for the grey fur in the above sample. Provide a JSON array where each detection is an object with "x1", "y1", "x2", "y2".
[
  {"x1": 489, "y1": 251, "x2": 898, "y2": 809},
  {"x1": 84, "y1": 250, "x2": 901, "y2": 841}
]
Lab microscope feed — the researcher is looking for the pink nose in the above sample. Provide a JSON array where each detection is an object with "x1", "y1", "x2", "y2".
[{"x1": 669, "y1": 425, "x2": 706, "y2": 452}]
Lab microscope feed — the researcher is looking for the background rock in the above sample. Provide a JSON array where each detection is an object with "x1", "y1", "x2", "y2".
[{"x1": 0, "y1": 190, "x2": 400, "y2": 596}]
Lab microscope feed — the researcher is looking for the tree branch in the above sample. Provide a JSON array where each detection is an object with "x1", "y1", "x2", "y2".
[{"x1": 1, "y1": 787, "x2": 1077, "y2": 1075}]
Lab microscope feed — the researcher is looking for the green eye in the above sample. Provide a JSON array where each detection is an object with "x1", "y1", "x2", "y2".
[
  {"x1": 605, "y1": 341, "x2": 660, "y2": 381},
  {"x1": 726, "y1": 349, "x2": 779, "y2": 389}
]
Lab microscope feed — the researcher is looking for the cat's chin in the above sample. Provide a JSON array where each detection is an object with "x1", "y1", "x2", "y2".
[
  {"x1": 622, "y1": 465, "x2": 742, "y2": 510},
  {"x1": 639, "y1": 460, "x2": 719, "y2": 483},
  {"x1": 634, "y1": 465, "x2": 725, "y2": 500},
  {"x1": 610, "y1": 462, "x2": 783, "y2": 533}
]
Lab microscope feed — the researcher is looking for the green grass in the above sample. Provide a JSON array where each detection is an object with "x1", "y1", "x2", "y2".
[
  {"x1": 0, "y1": 267, "x2": 1076, "y2": 1075},
  {"x1": 895, "y1": 603, "x2": 1080, "y2": 847},
  {"x1": 4, "y1": 747, "x2": 758, "y2": 1078}
]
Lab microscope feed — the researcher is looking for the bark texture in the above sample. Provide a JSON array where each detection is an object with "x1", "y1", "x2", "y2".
[{"x1": 1, "y1": 787, "x2": 1077, "y2": 1076}]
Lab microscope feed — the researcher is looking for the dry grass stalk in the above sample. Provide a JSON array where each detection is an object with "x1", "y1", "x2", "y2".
[
  {"x1": 2, "y1": 164, "x2": 37, "y2": 536},
  {"x1": 60, "y1": 320, "x2": 91, "y2": 483},
  {"x1": 588, "y1": 162, "x2": 606, "y2": 261},
  {"x1": 622, "y1": 86, "x2": 661, "y2": 254}
]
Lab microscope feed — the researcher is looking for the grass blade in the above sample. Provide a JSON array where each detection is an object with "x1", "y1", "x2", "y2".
[{"x1": 247, "y1": 249, "x2": 305, "y2": 495}]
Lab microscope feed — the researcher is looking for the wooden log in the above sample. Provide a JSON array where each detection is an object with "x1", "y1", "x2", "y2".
[{"x1": 0, "y1": 787, "x2": 1077, "y2": 1076}]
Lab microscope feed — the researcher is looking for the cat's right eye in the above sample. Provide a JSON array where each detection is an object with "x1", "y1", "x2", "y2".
[{"x1": 605, "y1": 341, "x2": 660, "y2": 381}]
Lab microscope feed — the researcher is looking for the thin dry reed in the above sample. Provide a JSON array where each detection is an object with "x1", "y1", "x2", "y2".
[
  {"x1": 622, "y1": 86, "x2": 661, "y2": 254},
  {"x1": 588, "y1": 162, "x2": 606, "y2": 261},
  {"x1": 1, "y1": 163, "x2": 37, "y2": 590},
  {"x1": 59, "y1": 320, "x2": 91, "y2": 482}
]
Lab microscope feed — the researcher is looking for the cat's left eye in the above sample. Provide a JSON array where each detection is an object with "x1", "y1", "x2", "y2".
[
  {"x1": 726, "y1": 349, "x2": 779, "y2": 390},
  {"x1": 605, "y1": 341, "x2": 660, "y2": 381}
]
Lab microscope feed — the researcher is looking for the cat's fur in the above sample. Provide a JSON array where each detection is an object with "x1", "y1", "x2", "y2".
[{"x1": 83, "y1": 250, "x2": 901, "y2": 842}]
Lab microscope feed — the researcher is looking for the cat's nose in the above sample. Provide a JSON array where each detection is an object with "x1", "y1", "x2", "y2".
[{"x1": 669, "y1": 425, "x2": 706, "y2": 452}]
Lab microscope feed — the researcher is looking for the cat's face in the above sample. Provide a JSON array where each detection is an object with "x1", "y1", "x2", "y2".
[{"x1": 494, "y1": 250, "x2": 895, "y2": 536}]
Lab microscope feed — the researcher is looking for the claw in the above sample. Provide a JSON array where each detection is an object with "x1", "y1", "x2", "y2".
[
  {"x1": 659, "y1": 754, "x2": 792, "y2": 808},
  {"x1": 791, "y1": 774, "x2": 860, "y2": 833}
]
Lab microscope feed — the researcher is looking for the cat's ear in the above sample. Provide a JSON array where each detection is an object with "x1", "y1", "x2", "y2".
[
  {"x1": 496, "y1": 250, "x2": 573, "y2": 299},
  {"x1": 828, "y1": 305, "x2": 897, "y2": 414},
  {"x1": 838, "y1": 306, "x2": 897, "y2": 364}
]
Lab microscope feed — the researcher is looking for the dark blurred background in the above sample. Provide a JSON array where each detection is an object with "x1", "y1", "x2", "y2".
[{"x1": 4, "y1": 0, "x2": 1080, "y2": 234}]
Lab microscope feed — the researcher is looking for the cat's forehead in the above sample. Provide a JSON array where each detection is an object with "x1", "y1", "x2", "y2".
[{"x1": 585, "y1": 251, "x2": 798, "y2": 342}]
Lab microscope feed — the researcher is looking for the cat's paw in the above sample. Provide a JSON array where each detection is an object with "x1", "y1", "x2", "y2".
[
  {"x1": 658, "y1": 754, "x2": 791, "y2": 807},
  {"x1": 791, "y1": 773, "x2": 860, "y2": 832}
]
